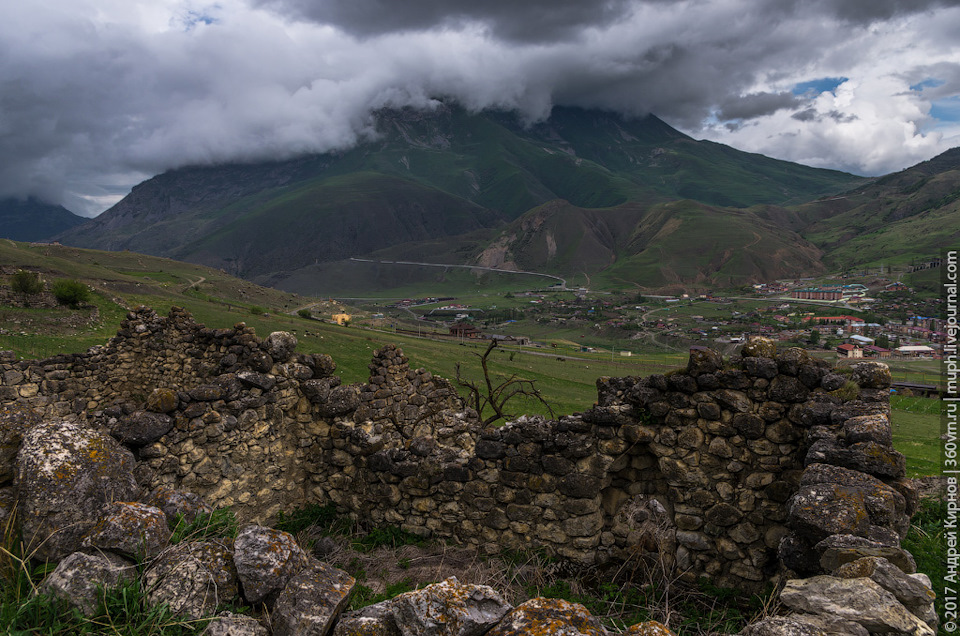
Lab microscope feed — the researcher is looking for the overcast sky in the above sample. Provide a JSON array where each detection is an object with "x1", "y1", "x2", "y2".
[{"x1": 2, "y1": 0, "x2": 959, "y2": 217}]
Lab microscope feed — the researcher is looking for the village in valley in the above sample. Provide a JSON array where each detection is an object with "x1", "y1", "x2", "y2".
[{"x1": 329, "y1": 262, "x2": 945, "y2": 388}]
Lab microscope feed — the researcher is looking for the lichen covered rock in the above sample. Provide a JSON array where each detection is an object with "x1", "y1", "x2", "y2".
[
  {"x1": 779, "y1": 575, "x2": 933, "y2": 636},
  {"x1": 484, "y1": 597, "x2": 607, "y2": 636},
  {"x1": 234, "y1": 524, "x2": 309, "y2": 605},
  {"x1": 391, "y1": 577, "x2": 512, "y2": 636},
  {"x1": 271, "y1": 558, "x2": 356, "y2": 636},
  {"x1": 16, "y1": 419, "x2": 140, "y2": 560},
  {"x1": 144, "y1": 540, "x2": 239, "y2": 620},
  {"x1": 81, "y1": 501, "x2": 171, "y2": 559},
  {"x1": 40, "y1": 551, "x2": 136, "y2": 616},
  {"x1": 201, "y1": 612, "x2": 269, "y2": 636}
]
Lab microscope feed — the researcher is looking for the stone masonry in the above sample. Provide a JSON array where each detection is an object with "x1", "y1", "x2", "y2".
[{"x1": 0, "y1": 306, "x2": 919, "y2": 594}]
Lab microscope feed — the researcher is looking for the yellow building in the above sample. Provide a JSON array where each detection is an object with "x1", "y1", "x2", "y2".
[{"x1": 332, "y1": 313, "x2": 352, "y2": 326}]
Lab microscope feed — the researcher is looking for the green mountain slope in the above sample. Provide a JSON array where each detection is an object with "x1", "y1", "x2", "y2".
[
  {"x1": 790, "y1": 147, "x2": 960, "y2": 269},
  {"x1": 57, "y1": 104, "x2": 862, "y2": 287},
  {"x1": 0, "y1": 198, "x2": 86, "y2": 242},
  {"x1": 477, "y1": 198, "x2": 825, "y2": 290}
]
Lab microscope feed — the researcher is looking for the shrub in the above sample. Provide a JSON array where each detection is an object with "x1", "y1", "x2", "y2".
[
  {"x1": 51, "y1": 278, "x2": 90, "y2": 308},
  {"x1": 249, "y1": 305, "x2": 265, "y2": 316},
  {"x1": 10, "y1": 270, "x2": 43, "y2": 297},
  {"x1": 297, "y1": 308, "x2": 312, "y2": 319}
]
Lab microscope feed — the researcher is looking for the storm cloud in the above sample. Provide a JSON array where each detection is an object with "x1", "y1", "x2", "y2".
[{"x1": 1, "y1": 0, "x2": 958, "y2": 215}]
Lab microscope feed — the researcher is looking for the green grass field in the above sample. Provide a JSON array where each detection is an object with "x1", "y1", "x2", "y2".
[{"x1": 0, "y1": 240, "x2": 944, "y2": 476}]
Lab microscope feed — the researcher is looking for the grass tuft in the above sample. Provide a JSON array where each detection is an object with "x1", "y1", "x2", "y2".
[{"x1": 169, "y1": 508, "x2": 238, "y2": 544}]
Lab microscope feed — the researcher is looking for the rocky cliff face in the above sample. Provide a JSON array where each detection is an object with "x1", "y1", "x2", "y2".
[{"x1": 0, "y1": 307, "x2": 938, "y2": 633}]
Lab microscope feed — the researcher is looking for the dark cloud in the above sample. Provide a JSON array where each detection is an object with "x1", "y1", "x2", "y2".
[
  {"x1": 253, "y1": 0, "x2": 638, "y2": 42},
  {"x1": 0, "y1": 0, "x2": 956, "y2": 214},
  {"x1": 813, "y1": 0, "x2": 960, "y2": 23},
  {"x1": 717, "y1": 92, "x2": 804, "y2": 121}
]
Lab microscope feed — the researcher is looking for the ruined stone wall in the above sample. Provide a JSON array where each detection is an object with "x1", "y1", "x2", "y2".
[{"x1": 0, "y1": 306, "x2": 915, "y2": 591}]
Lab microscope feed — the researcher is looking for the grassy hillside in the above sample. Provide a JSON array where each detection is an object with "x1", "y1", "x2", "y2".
[
  {"x1": 0, "y1": 241, "x2": 940, "y2": 477},
  {"x1": 794, "y1": 147, "x2": 960, "y2": 269},
  {"x1": 56, "y1": 104, "x2": 862, "y2": 289}
]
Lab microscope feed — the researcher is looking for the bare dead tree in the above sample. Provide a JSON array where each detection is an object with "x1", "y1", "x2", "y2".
[{"x1": 454, "y1": 340, "x2": 555, "y2": 427}]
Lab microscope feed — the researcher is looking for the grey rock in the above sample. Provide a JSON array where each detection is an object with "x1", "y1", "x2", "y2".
[
  {"x1": 201, "y1": 612, "x2": 269, "y2": 636},
  {"x1": 815, "y1": 534, "x2": 916, "y2": 573},
  {"x1": 787, "y1": 483, "x2": 870, "y2": 542},
  {"x1": 271, "y1": 559, "x2": 356, "y2": 636},
  {"x1": 234, "y1": 524, "x2": 309, "y2": 605},
  {"x1": 111, "y1": 410, "x2": 174, "y2": 446},
  {"x1": 834, "y1": 556, "x2": 936, "y2": 607},
  {"x1": 850, "y1": 362, "x2": 892, "y2": 389},
  {"x1": 780, "y1": 575, "x2": 933, "y2": 636},
  {"x1": 485, "y1": 597, "x2": 607, "y2": 636},
  {"x1": 0, "y1": 405, "x2": 41, "y2": 484},
  {"x1": 265, "y1": 331, "x2": 298, "y2": 363},
  {"x1": 16, "y1": 420, "x2": 140, "y2": 561},
  {"x1": 40, "y1": 551, "x2": 136, "y2": 616},
  {"x1": 333, "y1": 601, "x2": 402, "y2": 636},
  {"x1": 145, "y1": 486, "x2": 213, "y2": 526},
  {"x1": 317, "y1": 385, "x2": 361, "y2": 417},
  {"x1": 740, "y1": 616, "x2": 827, "y2": 636},
  {"x1": 144, "y1": 540, "x2": 239, "y2": 620},
  {"x1": 236, "y1": 371, "x2": 276, "y2": 392},
  {"x1": 842, "y1": 414, "x2": 892, "y2": 446},
  {"x1": 391, "y1": 577, "x2": 512, "y2": 636},
  {"x1": 81, "y1": 501, "x2": 171, "y2": 560}
]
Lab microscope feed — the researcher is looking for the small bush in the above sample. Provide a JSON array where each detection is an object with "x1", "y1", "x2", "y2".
[
  {"x1": 170, "y1": 508, "x2": 238, "y2": 544},
  {"x1": 51, "y1": 278, "x2": 90, "y2": 308},
  {"x1": 249, "y1": 305, "x2": 265, "y2": 315},
  {"x1": 297, "y1": 308, "x2": 312, "y2": 319},
  {"x1": 10, "y1": 270, "x2": 43, "y2": 297}
]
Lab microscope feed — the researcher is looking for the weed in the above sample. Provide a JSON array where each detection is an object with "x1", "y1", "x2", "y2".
[
  {"x1": 275, "y1": 503, "x2": 348, "y2": 536},
  {"x1": 169, "y1": 508, "x2": 238, "y2": 544},
  {"x1": 830, "y1": 380, "x2": 861, "y2": 401}
]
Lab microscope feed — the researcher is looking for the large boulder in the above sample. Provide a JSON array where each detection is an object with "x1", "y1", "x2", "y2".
[
  {"x1": 271, "y1": 558, "x2": 356, "y2": 636},
  {"x1": 144, "y1": 540, "x2": 239, "y2": 620},
  {"x1": 485, "y1": 597, "x2": 608, "y2": 636},
  {"x1": 16, "y1": 420, "x2": 140, "y2": 560},
  {"x1": 234, "y1": 525, "x2": 310, "y2": 605},
  {"x1": 40, "y1": 551, "x2": 136, "y2": 616},
  {"x1": 390, "y1": 577, "x2": 512, "y2": 636}
]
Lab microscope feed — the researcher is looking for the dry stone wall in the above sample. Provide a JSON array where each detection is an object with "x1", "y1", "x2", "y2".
[{"x1": 0, "y1": 306, "x2": 918, "y2": 594}]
